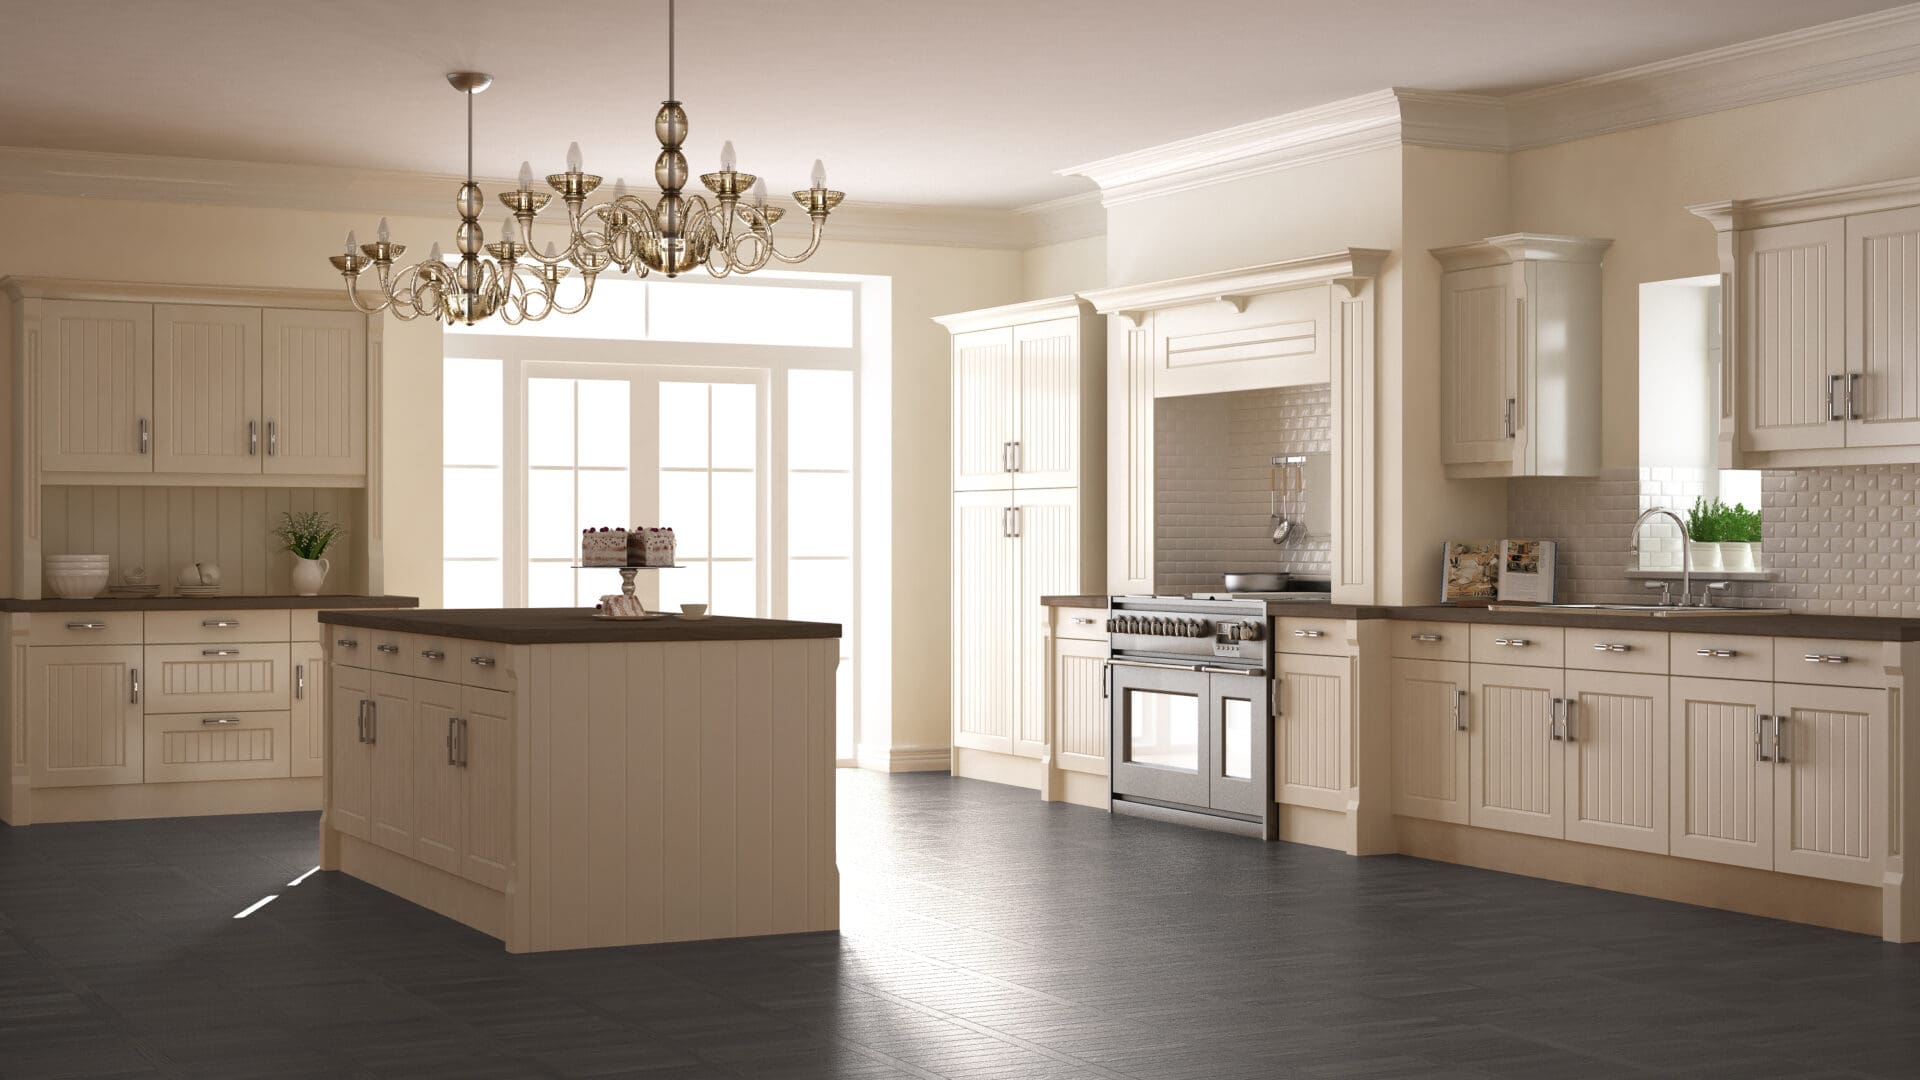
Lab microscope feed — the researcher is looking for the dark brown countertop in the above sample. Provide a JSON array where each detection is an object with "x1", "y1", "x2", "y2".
[
  {"x1": 1040, "y1": 595, "x2": 1109, "y2": 608},
  {"x1": 1, "y1": 594, "x2": 419, "y2": 613},
  {"x1": 319, "y1": 607, "x2": 841, "y2": 645}
]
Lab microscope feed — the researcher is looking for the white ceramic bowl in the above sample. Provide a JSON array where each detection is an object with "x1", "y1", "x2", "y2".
[
  {"x1": 45, "y1": 569, "x2": 110, "y2": 599},
  {"x1": 45, "y1": 555, "x2": 110, "y2": 563}
]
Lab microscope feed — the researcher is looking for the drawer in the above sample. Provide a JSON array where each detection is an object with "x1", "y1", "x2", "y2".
[
  {"x1": 1391, "y1": 620, "x2": 1468, "y2": 663},
  {"x1": 290, "y1": 610, "x2": 320, "y2": 642},
  {"x1": 29, "y1": 612, "x2": 144, "y2": 646},
  {"x1": 1468, "y1": 623, "x2": 1565, "y2": 667},
  {"x1": 143, "y1": 710, "x2": 290, "y2": 783},
  {"x1": 1773, "y1": 637, "x2": 1888, "y2": 688},
  {"x1": 368, "y1": 630, "x2": 413, "y2": 674},
  {"x1": 1053, "y1": 606, "x2": 1108, "y2": 641},
  {"x1": 146, "y1": 609, "x2": 290, "y2": 644},
  {"x1": 458, "y1": 641, "x2": 516, "y2": 691},
  {"x1": 327, "y1": 626, "x2": 371, "y2": 668},
  {"x1": 1670, "y1": 632, "x2": 1772, "y2": 681},
  {"x1": 1273, "y1": 617, "x2": 1350, "y2": 656},
  {"x1": 142, "y1": 642, "x2": 291, "y2": 713},
  {"x1": 412, "y1": 633, "x2": 462, "y2": 681},
  {"x1": 1565, "y1": 627, "x2": 1669, "y2": 675}
]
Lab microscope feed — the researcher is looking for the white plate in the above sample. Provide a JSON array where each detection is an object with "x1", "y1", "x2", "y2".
[
  {"x1": 590, "y1": 611, "x2": 669, "y2": 620},
  {"x1": 175, "y1": 585, "x2": 224, "y2": 596}
]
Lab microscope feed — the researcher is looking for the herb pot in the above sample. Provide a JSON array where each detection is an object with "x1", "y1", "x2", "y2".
[{"x1": 1687, "y1": 540, "x2": 1723, "y2": 573}]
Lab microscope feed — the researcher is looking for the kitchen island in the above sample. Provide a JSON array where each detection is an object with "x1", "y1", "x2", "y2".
[{"x1": 316, "y1": 608, "x2": 841, "y2": 953}]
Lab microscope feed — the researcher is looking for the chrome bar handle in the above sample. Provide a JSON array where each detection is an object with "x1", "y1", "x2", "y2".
[
  {"x1": 202, "y1": 648, "x2": 241, "y2": 657},
  {"x1": 420, "y1": 649, "x2": 446, "y2": 662},
  {"x1": 1850, "y1": 372, "x2": 1864, "y2": 420},
  {"x1": 203, "y1": 619, "x2": 240, "y2": 628},
  {"x1": 1494, "y1": 637, "x2": 1531, "y2": 648},
  {"x1": 295, "y1": 663, "x2": 305, "y2": 701},
  {"x1": 356, "y1": 699, "x2": 369, "y2": 743},
  {"x1": 201, "y1": 716, "x2": 241, "y2": 726},
  {"x1": 139, "y1": 417, "x2": 149, "y2": 454},
  {"x1": 1411, "y1": 633, "x2": 1442, "y2": 643},
  {"x1": 1773, "y1": 714, "x2": 1788, "y2": 763},
  {"x1": 1755, "y1": 713, "x2": 1771, "y2": 762},
  {"x1": 1504, "y1": 397, "x2": 1516, "y2": 438},
  {"x1": 1294, "y1": 628, "x2": 1324, "y2": 638},
  {"x1": 459, "y1": 716, "x2": 470, "y2": 767},
  {"x1": 267, "y1": 419, "x2": 277, "y2": 456},
  {"x1": 1563, "y1": 698, "x2": 1577, "y2": 742},
  {"x1": 469, "y1": 655, "x2": 497, "y2": 668},
  {"x1": 1454, "y1": 688, "x2": 1468, "y2": 731},
  {"x1": 365, "y1": 699, "x2": 377, "y2": 744},
  {"x1": 1549, "y1": 698, "x2": 1564, "y2": 740},
  {"x1": 1010, "y1": 506, "x2": 1021, "y2": 538},
  {"x1": 249, "y1": 420, "x2": 258, "y2": 456},
  {"x1": 1002, "y1": 441, "x2": 1012, "y2": 473},
  {"x1": 1803, "y1": 653, "x2": 1849, "y2": 665},
  {"x1": 1829, "y1": 374, "x2": 1845, "y2": 421},
  {"x1": 1592, "y1": 643, "x2": 1630, "y2": 653},
  {"x1": 1011, "y1": 441, "x2": 1022, "y2": 473},
  {"x1": 447, "y1": 717, "x2": 458, "y2": 765},
  {"x1": 1695, "y1": 648, "x2": 1738, "y2": 658},
  {"x1": 130, "y1": 667, "x2": 140, "y2": 704},
  {"x1": 335, "y1": 638, "x2": 359, "y2": 649},
  {"x1": 66, "y1": 621, "x2": 109, "y2": 630},
  {"x1": 375, "y1": 643, "x2": 401, "y2": 655}
]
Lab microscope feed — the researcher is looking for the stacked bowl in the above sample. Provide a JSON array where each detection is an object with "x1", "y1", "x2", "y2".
[{"x1": 45, "y1": 554, "x2": 111, "y2": 599}]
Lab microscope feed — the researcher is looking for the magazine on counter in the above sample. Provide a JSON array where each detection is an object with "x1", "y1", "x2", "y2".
[
  {"x1": 1496, "y1": 539, "x2": 1557, "y2": 604},
  {"x1": 1440, "y1": 541, "x2": 1499, "y2": 604}
]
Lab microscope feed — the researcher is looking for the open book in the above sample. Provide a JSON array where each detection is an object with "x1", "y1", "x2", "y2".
[{"x1": 1441, "y1": 539, "x2": 1557, "y2": 604}]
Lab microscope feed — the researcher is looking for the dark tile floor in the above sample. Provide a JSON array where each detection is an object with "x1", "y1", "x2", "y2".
[{"x1": 4, "y1": 772, "x2": 1920, "y2": 1079}]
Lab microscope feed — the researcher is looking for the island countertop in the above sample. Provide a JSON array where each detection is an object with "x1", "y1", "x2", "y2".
[{"x1": 318, "y1": 606, "x2": 840, "y2": 644}]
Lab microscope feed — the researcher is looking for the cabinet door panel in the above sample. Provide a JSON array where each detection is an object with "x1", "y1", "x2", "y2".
[
  {"x1": 1668, "y1": 677, "x2": 1773, "y2": 870},
  {"x1": 1274, "y1": 651, "x2": 1347, "y2": 811},
  {"x1": 1773, "y1": 684, "x2": 1885, "y2": 885},
  {"x1": 39, "y1": 301, "x2": 154, "y2": 472},
  {"x1": 1013, "y1": 317, "x2": 1079, "y2": 489},
  {"x1": 1468, "y1": 664, "x2": 1563, "y2": 837},
  {"x1": 368, "y1": 672, "x2": 416, "y2": 855},
  {"x1": 1107, "y1": 318, "x2": 1154, "y2": 594},
  {"x1": 1439, "y1": 265, "x2": 1516, "y2": 466},
  {"x1": 1391, "y1": 659, "x2": 1468, "y2": 824},
  {"x1": 952, "y1": 491, "x2": 1015, "y2": 754},
  {"x1": 1564, "y1": 670, "x2": 1668, "y2": 854},
  {"x1": 153, "y1": 304, "x2": 261, "y2": 474},
  {"x1": 143, "y1": 710, "x2": 288, "y2": 783},
  {"x1": 329, "y1": 663, "x2": 372, "y2": 840},
  {"x1": 461, "y1": 686, "x2": 514, "y2": 891},
  {"x1": 263, "y1": 308, "x2": 367, "y2": 475},
  {"x1": 1845, "y1": 207, "x2": 1920, "y2": 447},
  {"x1": 27, "y1": 645, "x2": 144, "y2": 788},
  {"x1": 141, "y1": 643, "x2": 289, "y2": 714},
  {"x1": 290, "y1": 645, "x2": 325, "y2": 778},
  {"x1": 1743, "y1": 220, "x2": 1846, "y2": 452},
  {"x1": 952, "y1": 327, "x2": 1015, "y2": 491},
  {"x1": 1015, "y1": 490, "x2": 1078, "y2": 759},
  {"x1": 1052, "y1": 636, "x2": 1108, "y2": 775},
  {"x1": 411, "y1": 677, "x2": 464, "y2": 875}
]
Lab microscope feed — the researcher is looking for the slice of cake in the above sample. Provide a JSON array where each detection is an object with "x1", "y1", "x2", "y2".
[{"x1": 599, "y1": 593, "x2": 649, "y2": 618}]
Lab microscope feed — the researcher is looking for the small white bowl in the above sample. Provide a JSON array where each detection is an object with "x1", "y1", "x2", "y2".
[{"x1": 680, "y1": 603, "x2": 710, "y2": 620}]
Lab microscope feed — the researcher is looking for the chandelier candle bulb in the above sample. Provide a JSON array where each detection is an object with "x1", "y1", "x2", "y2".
[
  {"x1": 567, "y1": 141, "x2": 583, "y2": 173},
  {"x1": 750, "y1": 177, "x2": 767, "y2": 207},
  {"x1": 613, "y1": 177, "x2": 628, "y2": 200},
  {"x1": 518, "y1": 161, "x2": 532, "y2": 190},
  {"x1": 811, "y1": 159, "x2": 826, "y2": 189},
  {"x1": 721, "y1": 140, "x2": 736, "y2": 172},
  {"x1": 377, "y1": 217, "x2": 390, "y2": 243},
  {"x1": 428, "y1": 242, "x2": 442, "y2": 263},
  {"x1": 345, "y1": 230, "x2": 356, "y2": 255}
]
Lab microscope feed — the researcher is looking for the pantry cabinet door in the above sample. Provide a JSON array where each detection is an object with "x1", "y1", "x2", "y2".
[
  {"x1": 952, "y1": 490, "x2": 1016, "y2": 755},
  {"x1": 1014, "y1": 488, "x2": 1079, "y2": 759},
  {"x1": 329, "y1": 664, "x2": 373, "y2": 840},
  {"x1": 1012, "y1": 317, "x2": 1080, "y2": 489},
  {"x1": 1844, "y1": 207, "x2": 1920, "y2": 448},
  {"x1": 411, "y1": 676, "x2": 465, "y2": 875},
  {"x1": 952, "y1": 327, "x2": 1015, "y2": 491},
  {"x1": 1391, "y1": 658, "x2": 1469, "y2": 824},
  {"x1": 1772, "y1": 683, "x2": 1886, "y2": 885},
  {"x1": 262, "y1": 308, "x2": 367, "y2": 476},
  {"x1": 368, "y1": 672, "x2": 417, "y2": 856},
  {"x1": 1742, "y1": 219, "x2": 1846, "y2": 452},
  {"x1": 153, "y1": 304, "x2": 261, "y2": 474},
  {"x1": 289, "y1": 644, "x2": 326, "y2": 778},
  {"x1": 1564, "y1": 669, "x2": 1669, "y2": 855},
  {"x1": 1668, "y1": 676, "x2": 1774, "y2": 870},
  {"x1": 1439, "y1": 264, "x2": 1517, "y2": 467},
  {"x1": 38, "y1": 300, "x2": 154, "y2": 473},
  {"x1": 460, "y1": 686, "x2": 514, "y2": 891},
  {"x1": 27, "y1": 645, "x2": 144, "y2": 788},
  {"x1": 1468, "y1": 663, "x2": 1564, "y2": 838}
]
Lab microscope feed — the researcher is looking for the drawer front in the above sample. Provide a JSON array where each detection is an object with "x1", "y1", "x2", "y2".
[
  {"x1": 1670, "y1": 632, "x2": 1772, "y2": 681},
  {"x1": 1565, "y1": 627, "x2": 1669, "y2": 674},
  {"x1": 458, "y1": 641, "x2": 515, "y2": 691},
  {"x1": 1469, "y1": 624, "x2": 1565, "y2": 667},
  {"x1": 327, "y1": 627, "x2": 371, "y2": 668},
  {"x1": 368, "y1": 630, "x2": 413, "y2": 674},
  {"x1": 412, "y1": 633, "x2": 462, "y2": 681},
  {"x1": 1273, "y1": 617, "x2": 1350, "y2": 656},
  {"x1": 1773, "y1": 637, "x2": 1887, "y2": 688},
  {"x1": 29, "y1": 613, "x2": 144, "y2": 646},
  {"x1": 1391, "y1": 620, "x2": 1469, "y2": 663},
  {"x1": 146, "y1": 609, "x2": 291, "y2": 644},
  {"x1": 144, "y1": 710, "x2": 291, "y2": 783},
  {"x1": 142, "y1": 643, "x2": 291, "y2": 713},
  {"x1": 1053, "y1": 606, "x2": 1108, "y2": 642},
  {"x1": 290, "y1": 610, "x2": 320, "y2": 642}
]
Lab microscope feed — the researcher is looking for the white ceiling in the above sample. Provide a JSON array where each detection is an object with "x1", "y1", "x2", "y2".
[{"x1": 0, "y1": 0, "x2": 1907, "y2": 209}]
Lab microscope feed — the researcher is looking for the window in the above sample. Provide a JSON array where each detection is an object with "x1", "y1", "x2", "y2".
[
  {"x1": 443, "y1": 358, "x2": 504, "y2": 607},
  {"x1": 526, "y1": 377, "x2": 631, "y2": 606},
  {"x1": 787, "y1": 370, "x2": 855, "y2": 753},
  {"x1": 658, "y1": 381, "x2": 760, "y2": 616}
]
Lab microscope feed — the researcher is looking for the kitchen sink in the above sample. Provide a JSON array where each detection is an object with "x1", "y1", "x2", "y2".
[{"x1": 1490, "y1": 603, "x2": 1790, "y2": 617}]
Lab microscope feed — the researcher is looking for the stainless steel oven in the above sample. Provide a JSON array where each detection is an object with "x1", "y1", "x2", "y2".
[{"x1": 1106, "y1": 596, "x2": 1275, "y2": 838}]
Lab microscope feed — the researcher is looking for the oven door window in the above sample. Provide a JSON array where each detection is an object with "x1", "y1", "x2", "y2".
[
  {"x1": 1220, "y1": 696, "x2": 1253, "y2": 780},
  {"x1": 1125, "y1": 688, "x2": 1201, "y2": 772}
]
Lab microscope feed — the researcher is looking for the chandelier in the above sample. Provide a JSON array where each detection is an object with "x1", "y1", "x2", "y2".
[{"x1": 328, "y1": 0, "x2": 845, "y2": 326}]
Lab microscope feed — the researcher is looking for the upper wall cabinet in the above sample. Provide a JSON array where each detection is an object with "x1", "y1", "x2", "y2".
[
  {"x1": 936, "y1": 298, "x2": 1102, "y2": 494},
  {"x1": 263, "y1": 309, "x2": 368, "y2": 476},
  {"x1": 1430, "y1": 234, "x2": 1611, "y2": 480},
  {"x1": 1693, "y1": 178, "x2": 1920, "y2": 468},
  {"x1": 37, "y1": 300, "x2": 155, "y2": 473},
  {"x1": 154, "y1": 304, "x2": 262, "y2": 474}
]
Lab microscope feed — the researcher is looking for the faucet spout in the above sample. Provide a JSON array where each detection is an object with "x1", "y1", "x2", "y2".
[{"x1": 1629, "y1": 507, "x2": 1691, "y2": 607}]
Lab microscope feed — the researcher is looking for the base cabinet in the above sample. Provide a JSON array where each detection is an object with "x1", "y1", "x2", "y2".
[
  {"x1": 290, "y1": 645, "x2": 325, "y2": 778},
  {"x1": 1563, "y1": 670, "x2": 1669, "y2": 855},
  {"x1": 1274, "y1": 651, "x2": 1350, "y2": 812},
  {"x1": 1772, "y1": 683, "x2": 1886, "y2": 886},
  {"x1": 1669, "y1": 677, "x2": 1773, "y2": 870},
  {"x1": 1050, "y1": 635, "x2": 1108, "y2": 775},
  {"x1": 1467, "y1": 663, "x2": 1565, "y2": 838},
  {"x1": 368, "y1": 672, "x2": 417, "y2": 856},
  {"x1": 27, "y1": 645, "x2": 144, "y2": 788},
  {"x1": 329, "y1": 663, "x2": 373, "y2": 840},
  {"x1": 1390, "y1": 658, "x2": 1468, "y2": 824}
]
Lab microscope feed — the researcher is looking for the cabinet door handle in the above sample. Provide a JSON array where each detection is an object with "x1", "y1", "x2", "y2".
[
  {"x1": 248, "y1": 420, "x2": 259, "y2": 456},
  {"x1": 1411, "y1": 633, "x2": 1442, "y2": 643},
  {"x1": 1773, "y1": 714, "x2": 1788, "y2": 764},
  {"x1": 1694, "y1": 648, "x2": 1737, "y2": 658},
  {"x1": 1829, "y1": 374, "x2": 1845, "y2": 421},
  {"x1": 447, "y1": 716, "x2": 458, "y2": 765},
  {"x1": 202, "y1": 648, "x2": 241, "y2": 657},
  {"x1": 1494, "y1": 637, "x2": 1530, "y2": 648},
  {"x1": 295, "y1": 663, "x2": 305, "y2": 700},
  {"x1": 267, "y1": 419, "x2": 278, "y2": 456},
  {"x1": 1011, "y1": 441, "x2": 1022, "y2": 473},
  {"x1": 1592, "y1": 643, "x2": 1630, "y2": 653},
  {"x1": 1504, "y1": 397, "x2": 1516, "y2": 438},
  {"x1": 203, "y1": 619, "x2": 240, "y2": 628},
  {"x1": 1011, "y1": 506, "x2": 1022, "y2": 538},
  {"x1": 459, "y1": 716, "x2": 470, "y2": 767},
  {"x1": 1755, "y1": 713, "x2": 1771, "y2": 762},
  {"x1": 1803, "y1": 653, "x2": 1849, "y2": 665},
  {"x1": 336, "y1": 638, "x2": 359, "y2": 649},
  {"x1": 66, "y1": 621, "x2": 109, "y2": 630},
  {"x1": 375, "y1": 643, "x2": 401, "y2": 655},
  {"x1": 470, "y1": 655, "x2": 497, "y2": 668},
  {"x1": 1069, "y1": 617, "x2": 1096, "y2": 625},
  {"x1": 366, "y1": 700, "x2": 377, "y2": 744},
  {"x1": 201, "y1": 716, "x2": 241, "y2": 726},
  {"x1": 356, "y1": 699, "x2": 368, "y2": 743},
  {"x1": 139, "y1": 417, "x2": 149, "y2": 454},
  {"x1": 1849, "y1": 372, "x2": 1863, "y2": 421},
  {"x1": 1548, "y1": 698, "x2": 1564, "y2": 740},
  {"x1": 420, "y1": 649, "x2": 446, "y2": 661},
  {"x1": 130, "y1": 667, "x2": 141, "y2": 704},
  {"x1": 1002, "y1": 441, "x2": 1013, "y2": 473},
  {"x1": 1293, "y1": 628, "x2": 1324, "y2": 638},
  {"x1": 1454, "y1": 688, "x2": 1468, "y2": 731},
  {"x1": 1563, "y1": 698, "x2": 1577, "y2": 742}
]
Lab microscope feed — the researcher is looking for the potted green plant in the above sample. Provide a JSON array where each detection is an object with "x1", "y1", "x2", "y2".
[
  {"x1": 275, "y1": 511, "x2": 344, "y2": 596},
  {"x1": 1720, "y1": 502, "x2": 1762, "y2": 572},
  {"x1": 1684, "y1": 496, "x2": 1725, "y2": 572}
]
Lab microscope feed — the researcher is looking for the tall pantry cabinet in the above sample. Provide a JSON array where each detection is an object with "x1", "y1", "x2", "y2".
[{"x1": 936, "y1": 298, "x2": 1104, "y2": 788}]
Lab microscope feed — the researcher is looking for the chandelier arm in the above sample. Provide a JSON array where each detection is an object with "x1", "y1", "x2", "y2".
[
  {"x1": 551, "y1": 271, "x2": 599, "y2": 316},
  {"x1": 341, "y1": 275, "x2": 395, "y2": 316},
  {"x1": 764, "y1": 218, "x2": 829, "y2": 265}
]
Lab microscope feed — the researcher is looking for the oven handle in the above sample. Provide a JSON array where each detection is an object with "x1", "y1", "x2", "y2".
[{"x1": 1106, "y1": 658, "x2": 1266, "y2": 677}]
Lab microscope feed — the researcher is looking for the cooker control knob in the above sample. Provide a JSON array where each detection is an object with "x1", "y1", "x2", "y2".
[{"x1": 1240, "y1": 620, "x2": 1265, "y2": 641}]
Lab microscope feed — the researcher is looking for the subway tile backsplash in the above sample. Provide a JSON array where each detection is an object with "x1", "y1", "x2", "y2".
[{"x1": 1155, "y1": 385, "x2": 1331, "y2": 596}]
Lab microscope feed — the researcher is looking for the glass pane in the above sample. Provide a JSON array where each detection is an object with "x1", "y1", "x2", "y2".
[
  {"x1": 442, "y1": 560, "x2": 501, "y2": 608},
  {"x1": 575, "y1": 381, "x2": 631, "y2": 468},
  {"x1": 1126, "y1": 689, "x2": 1199, "y2": 771},
  {"x1": 710, "y1": 383, "x2": 757, "y2": 470},
  {"x1": 527, "y1": 378, "x2": 575, "y2": 467},
  {"x1": 789, "y1": 370, "x2": 852, "y2": 471},
  {"x1": 787, "y1": 557, "x2": 850, "y2": 636},
  {"x1": 659, "y1": 383, "x2": 709, "y2": 469},
  {"x1": 648, "y1": 281, "x2": 853, "y2": 348},
  {"x1": 577, "y1": 470, "x2": 631, "y2": 535},
  {"x1": 788, "y1": 472, "x2": 851, "y2": 558},
  {"x1": 710, "y1": 560, "x2": 757, "y2": 617},
  {"x1": 442, "y1": 467, "x2": 502, "y2": 558},
  {"x1": 658, "y1": 560, "x2": 710, "y2": 613},
  {"x1": 447, "y1": 278, "x2": 648, "y2": 340},
  {"x1": 1222, "y1": 698, "x2": 1252, "y2": 781},
  {"x1": 526, "y1": 562, "x2": 576, "y2": 607},
  {"x1": 526, "y1": 469, "x2": 576, "y2": 560},
  {"x1": 443, "y1": 358, "x2": 502, "y2": 466},
  {"x1": 710, "y1": 471, "x2": 756, "y2": 560},
  {"x1": 658, "y1": 472, "x2": 709, "y2": 558}
]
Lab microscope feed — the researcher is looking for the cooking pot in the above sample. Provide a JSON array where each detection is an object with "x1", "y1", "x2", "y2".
[{"x1": 1223, "y1": 572, "x2": 1289, "y2": 593}]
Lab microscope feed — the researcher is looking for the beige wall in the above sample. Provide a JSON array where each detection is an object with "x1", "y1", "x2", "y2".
[{"x1": 1022, "y1": 234, "x2": 1107, "y2": 298}]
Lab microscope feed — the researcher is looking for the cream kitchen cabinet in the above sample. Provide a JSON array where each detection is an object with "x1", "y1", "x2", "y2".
[
  {"x1": 1563, "y1": 669, "x2": 1669, "y2": 855},
  {"x1": 937, "y1": 299, "x2": 1101, "y2": 493},
  {"x1": 153, "y1": 304, "x2": 263, "y2": 474},
  {"x1": 394, "y1": 668, "x2": 515, "y2": 890},
  {"x1": 1390, "y1": 658, "x2": 1468, "y2": 824},
  {"x1": 290, "y1": 643, "x2": 325, "y2": 778},
  {"x1": 1467, "y1": 662, "x2": 1565, "y2": 838},
  {"x1": 1274, "y1": 650, "x2": 1350, "y2": 812},
  {"x1": 1770, "y1": 682, "x2": 1886, "y2": 886},
  {"x1": 37, "y1": 300, "x2": 155, "y2": 473},
  {"x1": 1669, "y1": 675, "x2": 1774, "y2": 870},
  {"x1": 1038, "y1": 607, "x2": 1108, "y2": 810},
  {"x1": 329, "y1": 662, "x2": 374, "y2": 840},
  {"x1": 368, "y1": 671, "x2": 417, "y2": 856},
  {"x1": 1740, "y1": 220, "x2": 1847, "y2": 454},
  {"x1": 264, "y1": 308, "x2": 368, "y2": 476},
  {"x1": 1430, "y1": 234, "x2": 1610, "y2": 479},
  {"x1": 27, "y1": 644, "x2": 145, "y2": 788}
]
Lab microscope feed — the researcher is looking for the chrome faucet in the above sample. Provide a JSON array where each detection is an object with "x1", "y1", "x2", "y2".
[{"x1": 1628, "y1": 507, "x2": 1690, "y2": 606}]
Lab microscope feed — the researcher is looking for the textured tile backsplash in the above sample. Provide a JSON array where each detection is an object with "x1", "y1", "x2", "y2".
[
  {"x1": 1507, "y1": 464, "x2": 1920, "y2": 616},
  {"x1": 1155, "y1": 385, "x2": 1331, "y2": 596}
]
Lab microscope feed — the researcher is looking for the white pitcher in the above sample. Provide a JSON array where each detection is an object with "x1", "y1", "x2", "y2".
[{"x1": 292, "y1": 556, "x2": 330, "y2": 597}]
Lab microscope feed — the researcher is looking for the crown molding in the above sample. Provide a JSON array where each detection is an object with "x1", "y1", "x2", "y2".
[
  {"x1": 1688, "y1": 175, "x2": 1920, "y2": 233},
  {"x1": 1430, "y1": 232, "x2": 1613, "y2": 271},
  {"x1": 0, "y1": 275, "x2": 351, "y2": 309},
  {"x1": 931, "y1": 295, "x2": 1093, "y2": 334},
  {"x1": 1009, "y1": 191, "x2": 1106, "y2": 246},
  {"x1": 1080, "y1": 248, "x2": 1389, "y2": 325}
]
